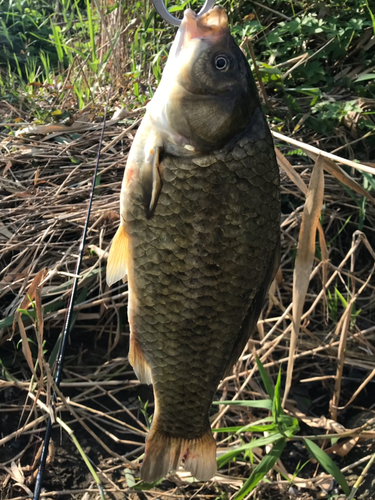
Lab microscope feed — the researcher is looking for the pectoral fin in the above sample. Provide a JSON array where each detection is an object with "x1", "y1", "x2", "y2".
[
  {"x1": 141, "y1": 145, "x2": 162, "y2": 218},
  {"x1": 106, "y1": 224, "x2": 129, "y2": 286}
]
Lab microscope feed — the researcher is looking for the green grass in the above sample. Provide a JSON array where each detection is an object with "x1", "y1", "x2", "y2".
[
  {"x1": 1, "y1": 0, "x2": 374, "y2": 141},
  {"x1": 213, "y1": 358, "x2": 351, "y2": 496}
]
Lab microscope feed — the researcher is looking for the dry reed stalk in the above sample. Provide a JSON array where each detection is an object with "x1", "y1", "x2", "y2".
[{"x1": 1, "y1": 82, "x2": 375, "y2": 499}]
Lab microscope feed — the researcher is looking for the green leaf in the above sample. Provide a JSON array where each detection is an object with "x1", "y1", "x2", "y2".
[
  {"x1": 86, "y1": 0, "x2": 97, "y2": 64},
  {"x1": 304, "y1": 438, "x2": 350, "y2": 495},
  {"x1": 266, "y1": 32, "x2": 284, "y2": 44},
  {"x1": 239, "y1": 423, "x2": 278, "y2": 433},
  {"x1": 277, "y1": 415, "x2": 300, "y2": 434},
  {"x1": 365, "y1": 0, "x2": 375, "y2": 37},
  {"x1": 133, "y1": 478, "x2": 164, "y2": 490},
  {"x1": 213, "y1": 417, "x2": 276, "y2": 434},
  {"x1": 124, "y1": 468, "x2": 136, "y2": 488},
  {"x1": 273, "y1": 366, "x2": 284, "y2": 421},
  {"x1": 286, "y1": 19, "x2": 301, "y2": 34},
  {"x1": 213, "y1": 426, "x2": 249, "y2": 433},
  {"x1": 17, "y1": 337, "x2": 36, "y2": 349},
  {"x1": 335, "y1": 288, "x2": 348, "y2": 308},
  {"x1": 0, "y1": 359, "x2": 18, "y2": 382},
  {"x1": 355, "y1": 73, "x2": 375, "y2": 82},
  {"x1": 217, "y1": 433, "x2": 285, "y2": 468},
  {"x1": 234, "y1": 439, "x2": 286, "y2": 500},
  {"x1": 50, "y1": 22, "x2": 64, "y2": 62},
  {"x1": 256, "y1": 357, "x2": 275, "y2": 400},
  {"x1": 259, "y1": 63, "x2": 282, "y2": 74}
]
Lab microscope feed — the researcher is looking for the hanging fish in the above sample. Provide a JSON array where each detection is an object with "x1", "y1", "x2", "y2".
[{"x1": 107, "y1": 6, "x2": 280, "y2": 482}]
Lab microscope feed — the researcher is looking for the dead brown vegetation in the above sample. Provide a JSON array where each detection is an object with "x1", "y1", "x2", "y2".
[{"x1": 1, "y1": 98, "x2": 375, "y2": 499}]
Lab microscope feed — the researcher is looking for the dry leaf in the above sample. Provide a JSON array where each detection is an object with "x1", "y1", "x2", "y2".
[
  {"x1": 316, "y1": 221, "x2": 329, "y2": 306},
  {"x1": 324, "y1": 437, "x2": 360, "y2": 458},
  {"x1": 35, "y1": 287, "x2": 44, "y2": 338},
  {"x1": 16, "y1": 123, "x2": 85, "y2": 136},
  {"x1": 5, "y1": 462, "x2": 34, "y2": 496},
  {"x1": 35, "y1": 287, "x2": 44, "y2": 382},
  {"x1": 275, "y1": 147, "x2": 308, "y2": 195},
  {"x1": 321, "y1": 156, "x2": 375, "y2": 204},
  {"x1": 299, "y1": 414, "x2": 346, "y2": 433},
  {"x1": 17, "y1": 315, "x2": 35, "y2": 374},
  {"x1": 13, "y1": 268, "x2": 48, "y2": 320},
  {"x1": 3, "y1": 160, "x2": 12, "y2": 174},
  {"x1": 283, "y1": 155, "x2": 325, "y2": 405},
  {"x1": 12, "y1": 268, "x2": 47, "y2": 374},
  {"x1": 10, "y1": 461, "x2": 24, "y2": 484}
]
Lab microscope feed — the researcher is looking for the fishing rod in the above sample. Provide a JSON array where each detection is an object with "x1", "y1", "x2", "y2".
[{"x1": 32, "y1": 95, "x2": 110, "y2": 500}]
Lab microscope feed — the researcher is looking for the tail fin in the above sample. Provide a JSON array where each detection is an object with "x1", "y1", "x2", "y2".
[{"x1": 141, "y1": 427, "x2": 217, "y2": 482}]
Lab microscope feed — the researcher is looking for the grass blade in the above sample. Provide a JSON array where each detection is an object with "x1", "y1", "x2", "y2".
[
  {"x1": 50, "y1": 22, "x2": 64, "y2": 62},
  {"x1": 273, "y1": 365, "x2": 284, "y2": 421},
  {"x1": 256, "y1": 356, "x2": 274, "y2": 400},
  {"x1": 86, "y1": 0, "x2": 97, "y2": 66},
  {"x1": 217, "y1": 433, "x2": 285, "y2": 468},
  {"x1": 304, "y1": 438, "x2": 350, "y2": 495},
  {"x1": 234, "y1": 439, "x2": 286, "y2": 500}
]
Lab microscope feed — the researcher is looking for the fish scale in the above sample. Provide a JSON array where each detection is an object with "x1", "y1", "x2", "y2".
[{"x1": 124, "y1": 111, "x2": 279, "y2": 439}]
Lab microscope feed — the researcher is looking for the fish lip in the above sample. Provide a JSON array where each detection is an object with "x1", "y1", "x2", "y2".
[
  {"x1": 182, "y1": 9, "x2": 200, "y2": 43},
  {"x1": 178, "y1": 6, "x2": 229, "y2": 51}
]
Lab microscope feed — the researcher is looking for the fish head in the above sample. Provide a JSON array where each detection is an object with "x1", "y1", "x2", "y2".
[{"x1": 148, "y1": 6, "x2": 260, "y2": 154}]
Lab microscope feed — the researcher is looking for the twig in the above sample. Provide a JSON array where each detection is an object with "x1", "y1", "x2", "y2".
[{"x1": 272, "y1": 130, "x2": 375, "y2": 175}]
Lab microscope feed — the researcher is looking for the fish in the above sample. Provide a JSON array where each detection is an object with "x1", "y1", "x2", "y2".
[{"x1": 107, "y1": 6, "x2": 280, "y2": 483}]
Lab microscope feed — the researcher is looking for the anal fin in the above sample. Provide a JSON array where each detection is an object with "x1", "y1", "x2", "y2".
[
  {"x1": 128, "y1": 335, "x2": 152, "y2": 385},
  {"x1": 106, "y1": 225, "x2": 129, "y2": 286}
]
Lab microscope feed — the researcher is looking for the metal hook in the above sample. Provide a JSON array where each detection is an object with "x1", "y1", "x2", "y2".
[{"x1": 151, "y1": 0, "x2": 216, "y2": 26}]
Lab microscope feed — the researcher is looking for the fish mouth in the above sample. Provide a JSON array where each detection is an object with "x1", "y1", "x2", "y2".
[
  {"x1": 179, "y1": 6, "x2": 228, "y2": 48},
  {"x1": 164, "y1": 6, "x2": 229, "y2": 80}
]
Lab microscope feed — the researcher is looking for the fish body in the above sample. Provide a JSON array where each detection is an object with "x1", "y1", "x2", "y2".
[{"x1": 107, "y1": 7, "x2": 280, "y2": 482}]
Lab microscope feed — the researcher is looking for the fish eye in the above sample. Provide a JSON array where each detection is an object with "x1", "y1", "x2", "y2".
[{"x1": 214, "y1": 55, "x2": 229, "y2": 71}]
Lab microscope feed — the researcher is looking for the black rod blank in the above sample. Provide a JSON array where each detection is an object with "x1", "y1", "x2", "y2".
[{"x1": 32, "y1": 98, "x2": 110, "y2": 500}]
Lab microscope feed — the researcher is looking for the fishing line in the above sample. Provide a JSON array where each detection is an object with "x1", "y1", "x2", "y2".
[{"x1": 33, "y1": 93, "x2": 111, "y2": 500}]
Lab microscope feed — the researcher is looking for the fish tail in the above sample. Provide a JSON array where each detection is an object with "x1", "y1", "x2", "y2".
[
  {"x1": 141, "y1": 425, "x2": 217, "y2": 482},
  {"x1": 183, "y1": 429, "x2": 217, "y2": 480}
]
